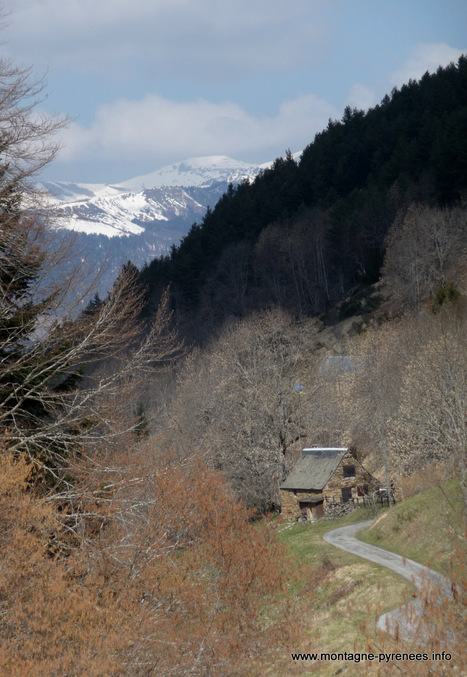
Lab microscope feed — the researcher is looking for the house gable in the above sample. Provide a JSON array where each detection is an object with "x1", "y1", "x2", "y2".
[{"x1": 280, "y1": 447, "x2": 379, "y2": 520}]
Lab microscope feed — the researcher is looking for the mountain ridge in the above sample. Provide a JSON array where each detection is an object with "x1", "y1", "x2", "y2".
[
  {"x1": 42, "y1": 155, "x2": 266, "y2": 206},
  {"x1": 117, "y1": 155, "x2": 267, "y2": 191},
  {"x1": 42, "y1": 155, "x2": 268, "y2": 300}
]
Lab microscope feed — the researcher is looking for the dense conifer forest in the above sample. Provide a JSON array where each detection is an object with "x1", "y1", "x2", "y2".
[{"x1": 139, "y1": 57, "x2": 467, "y2": 338}]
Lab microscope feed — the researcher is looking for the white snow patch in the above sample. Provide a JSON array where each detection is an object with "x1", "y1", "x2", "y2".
[{"x1": 117, "y1": 155, "x2": 263, "y2": 191}]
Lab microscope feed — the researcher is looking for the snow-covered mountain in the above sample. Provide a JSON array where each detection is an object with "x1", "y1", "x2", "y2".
[
  {"x1": 118, "y1": 155, "x2": 267, "y2": 191},
  {"x1": 43, "y1": 155, "x2": 265, "y2": 237},
  {"x1": 50, "y1": 186, "x2": 213, "y2": 238},
  {"x1": 42, "y1": 155, "x2": 266, "y2": 300}
]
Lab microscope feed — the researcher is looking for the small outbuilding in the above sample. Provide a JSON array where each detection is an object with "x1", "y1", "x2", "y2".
[{"x1": 280, "y1": 447, "x2": 379, "y2": 521}]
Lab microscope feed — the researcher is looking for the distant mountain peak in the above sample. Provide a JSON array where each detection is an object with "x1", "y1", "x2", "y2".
[
  {"x1": 37, "y1": 153, "x2": 292, "y2": 301},
  {"x1": 116, "y1": 155, "x2": 264, "y2": 191}
]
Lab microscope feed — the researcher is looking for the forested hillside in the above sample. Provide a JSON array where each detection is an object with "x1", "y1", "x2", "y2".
[
  {"x1": 140, "y1": 57, "x2": 467, "y2": 338},
  {"x1": 132, "y1": 54, "x2": 467, "y2": 528},
  {"x1": 1, "y1": 45, "x2": 466, "y2": 676}
]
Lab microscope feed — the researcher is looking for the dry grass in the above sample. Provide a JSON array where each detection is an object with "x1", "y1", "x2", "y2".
[
  {"x1": 276, "y1": 510, "x2": 417, "y2": 676},
  {"x1": 276, "y1": 477, "x2": 466, "y2": 676},
  {"x1": 358, "y1": 478, "x2": 463, "y2": 575}
]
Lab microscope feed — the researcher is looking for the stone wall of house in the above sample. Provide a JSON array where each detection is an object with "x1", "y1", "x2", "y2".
[
  {"x1": 280, "y1": 489, "x2": 323, "y2": 520},
  {"x1": 280, "y1": 452, "x2": 380, "y2": 521},
  {"x1": 322, "y1": 451, "x2": 379, "y2": 507}
]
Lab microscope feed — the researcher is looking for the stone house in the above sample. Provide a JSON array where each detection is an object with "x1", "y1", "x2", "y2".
[{"x1": 280, "y1": 447, "x2": 379, "y2": 521}]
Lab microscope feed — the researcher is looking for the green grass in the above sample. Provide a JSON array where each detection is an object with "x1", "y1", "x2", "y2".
[
  {"x1": 276, "y1": 507, "x2": 416, "y2": 676},
  {"x1": 274, "y1": 483, "x2": 465, "y2": 676},
  {"x1": 357, "y1": 478, "x2": 464, "y2": 575}
]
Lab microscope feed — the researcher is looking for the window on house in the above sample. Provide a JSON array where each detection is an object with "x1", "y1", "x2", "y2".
[{"x1": 343, "y1": 465, "x2": 356, "y2": 478}]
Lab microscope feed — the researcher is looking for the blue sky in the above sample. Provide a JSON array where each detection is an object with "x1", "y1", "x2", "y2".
[{"x1": 4, "y1": 0, "x2": 466, "y2": 183}]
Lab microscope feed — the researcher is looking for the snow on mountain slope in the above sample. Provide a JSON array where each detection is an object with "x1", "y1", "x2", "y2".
[
  {"x1": 42, "y1": 155, "x2": 264, "y2": 206},
  {"x1": 117, "y1": 155, "x2": 263, "y2": 191},
  {"x1": 40, "y1": 180, "x2": 127, "y2": 205},
  {"x1": 41, "y1": 155, "x2": 273, "y2": 300},
  {"x1": 53, "y1": 186, "x2": 210, "y2": 237},
  {"x1": 46, "y1": 156, "x2": 265, "y2": 238}
]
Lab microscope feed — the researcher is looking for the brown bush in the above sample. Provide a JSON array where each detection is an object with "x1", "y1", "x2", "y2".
[
  {"x1": 0, "y1": 447, "x2": 309, "y2": 676},
  {"x1": 360, "y1": 540, "x2": 466, "y2": 676}
]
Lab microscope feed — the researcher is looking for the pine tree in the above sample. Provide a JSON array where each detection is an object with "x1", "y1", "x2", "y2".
[{"x1": 0, "y1": 188, "x2": 57, "y2": 431}]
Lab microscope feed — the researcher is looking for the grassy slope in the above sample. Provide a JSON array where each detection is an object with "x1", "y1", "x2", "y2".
[
  {"x1": 358, "y1": 479, "x2": 464, "y2": 575},
  {"x1": 276, "y1": 508, "x2": 416, "y2": 677},
  {"x1": 275, "y1": 480, "x2": 464, "y2": 676}
]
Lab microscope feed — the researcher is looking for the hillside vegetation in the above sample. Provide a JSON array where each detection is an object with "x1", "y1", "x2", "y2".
[
  {"x1": 1, "y1": 47, "x2": 466, "y2": 676},
  {"x1": 359, "y1": 477, "x2": 464, "y2": 575},
  {"x1": 139, "y1": 57, "x2": 467, "y2": 337},
  {"x1": 127, "y1": 59, "x2": 467, "y2": 518},
  {"x1": 277, "y1": 480, "x2": 465, "y2": 676}
]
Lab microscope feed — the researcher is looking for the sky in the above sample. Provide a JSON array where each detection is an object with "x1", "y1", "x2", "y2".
[{"x1": 3, "y1": 0, "x2": 466, "y2": 184}]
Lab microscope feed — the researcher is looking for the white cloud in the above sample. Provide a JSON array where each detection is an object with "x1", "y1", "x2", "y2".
[
  {"x1": 56, "y1": 92, "x2": 339, "y2": 172},
  {"x1": 390, "y1": 43, "x2": 465, "y2": 87},
  {"x1": 8, "y1": 0, "x2": 332, "y2": 81},
  {"x1": 13, "y1": 2, "x2": 462, "y2": 183},
  {"x1": 344, "y1": 84, "x2": 377, "y2": 111}
]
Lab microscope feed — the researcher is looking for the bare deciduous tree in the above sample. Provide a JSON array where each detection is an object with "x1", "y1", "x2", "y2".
[
  {"x1": 164, "y1": 309, "x2": 322, "y2": 511},
  {"x1": 349, "y1": 321, "x2": 410, "y2": 501},
  {"x1": 388, "y1": 307, "x2": 467, "y2": 523},
  {"x1": 382, "y1": 204, "x2": 467, "y2": 310},
  {"x1": 0, "y1": 54, "x2": 182, "y2": 486}
]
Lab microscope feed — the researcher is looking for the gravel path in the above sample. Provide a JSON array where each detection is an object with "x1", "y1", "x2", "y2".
[{"x1": 323, "y1": 520, "x2": 454, "y2": 641}]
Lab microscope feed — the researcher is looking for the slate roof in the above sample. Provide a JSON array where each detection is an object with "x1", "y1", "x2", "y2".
[
  {"x1": 320, "y1": 356, "x2": 357, "y2": 381},
  {"x1": 280, "y1": 447, "x2": 348, "y2": 491}
]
